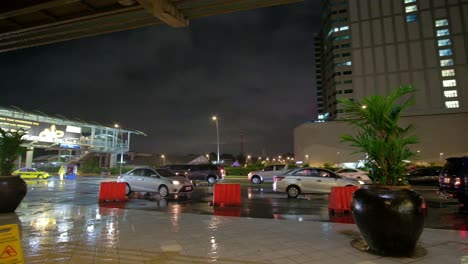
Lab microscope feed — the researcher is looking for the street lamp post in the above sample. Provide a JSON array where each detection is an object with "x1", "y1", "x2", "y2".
[
  {"x1": 161, "y1": 155, "x2": 165, "y2": 166},
  {"x1": 114, "y1": 124, "x2": 123, "y2": 175},
  {"x1": 212, "y1": 116, "x2": 220, "y2": 164}
]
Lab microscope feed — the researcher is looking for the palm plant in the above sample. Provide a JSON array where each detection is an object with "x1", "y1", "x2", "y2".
[
  {"x1": 0, "y1": 128, "x2": 26, "y2": 176},
  {"x1": 338, "y1": 85, "x2": 418, "y2": 185}
]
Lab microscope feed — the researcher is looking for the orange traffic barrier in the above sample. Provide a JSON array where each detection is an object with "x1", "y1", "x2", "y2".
[
  {"x1": 98, "y1": 182, "x2": 128, "y2": 202},
  {"x1": 328, "y1": 186, "x2": 359, "y2": 214},
  {"x1": 329, "y1": 213, "x2": 355, "y2": 224},
  {"x1": 212, "y1": 183, "x2": 241, "y2": 207}
]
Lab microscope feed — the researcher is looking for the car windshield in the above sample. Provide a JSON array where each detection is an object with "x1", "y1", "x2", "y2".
[{"x1": 156, "y1": 169, "x2": 177, "y2": 177}]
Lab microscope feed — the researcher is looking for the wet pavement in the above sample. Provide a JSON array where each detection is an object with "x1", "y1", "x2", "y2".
[
  {"x1": 0, "y1": 177, "x2": 468, "y2": 264},
  {"x1": 20, "y1": 176, "x2": 468, "y2": 230},
  {"x1": 2, "y1": 176, "x2": 467, "y2": 263}
]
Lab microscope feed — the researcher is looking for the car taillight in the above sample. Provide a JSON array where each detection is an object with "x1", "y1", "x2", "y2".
[
  {"x1": 274, "y1": 176, "x2": 285, "y2": 182},
  {"x1": 454, "y1": 177, "x2": 461, "y2": 186}
]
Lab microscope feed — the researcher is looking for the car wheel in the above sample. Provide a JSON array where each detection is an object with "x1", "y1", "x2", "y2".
[
  {"x1": 125, "y1": 183, "x2": 132, "y2": 195},
  {"x1": 287, "y1": 185, "x2": 300, "y2": 199},
  {"x1": 251, "y1": 176, "x2": 261, "y2": 184},
  {"x1": 159, "y1": 185, "x2": 169, "y2": 198},
  {"x1": 37, "y1": 175, "x2": 43, "y2": 179},
  {"x1": 207, "y1": 176, "x2": 217, "y2": 185}
]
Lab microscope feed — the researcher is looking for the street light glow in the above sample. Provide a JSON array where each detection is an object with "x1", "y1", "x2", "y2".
[{"x1": 211, "y1": 116, "x2": 220, "y2": 163}]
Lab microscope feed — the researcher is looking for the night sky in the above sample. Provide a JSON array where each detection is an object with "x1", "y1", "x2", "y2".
[{"x1": 0, "y1": 0, "x2": 321, "y2": 157}]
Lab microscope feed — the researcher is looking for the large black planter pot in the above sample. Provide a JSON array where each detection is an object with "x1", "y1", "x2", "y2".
[
  {"x1": 351, "y1": 186, "x2": 425, "y2": 256},
  {"x1": 0, "y1": 175, "x2": 27, "y2": 213}
]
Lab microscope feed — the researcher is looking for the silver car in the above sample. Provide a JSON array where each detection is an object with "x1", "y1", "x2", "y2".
[
  {"x1": 117, "y1": 167, "x2": 193, "y2": 198},
  {"x1": 273, "y1": 167, "x2": 363, "y2": 198}
]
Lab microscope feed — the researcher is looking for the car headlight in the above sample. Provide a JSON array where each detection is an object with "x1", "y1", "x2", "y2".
[
  {"x1": 358, "y1": 180, "x2": 365, "y2": 185},
  {"x1": 172, "y1": 180, "x2": 180, "y2": 185}
]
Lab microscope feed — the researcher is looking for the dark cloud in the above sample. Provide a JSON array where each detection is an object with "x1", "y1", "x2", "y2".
[{"x1": 0, "y1": 0, "x2": 320, "y2": 156}]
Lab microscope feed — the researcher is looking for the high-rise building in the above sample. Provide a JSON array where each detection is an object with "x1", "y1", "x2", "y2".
[
  {"x1": 316, "y1": 0, "x2": 468, "y2": 121},
  {"x1": 295, "y1": 0, "x2": 468, "y2": 165}
]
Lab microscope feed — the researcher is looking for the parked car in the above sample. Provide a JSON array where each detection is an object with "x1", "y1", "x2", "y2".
[
  {"x1": 117, "y1": 167, "x2": 193, "y2": 198},
  {"x1": 406, "y1": 166, "x2": 442, "y2": 185},
  {"x1": 248, "y1": 164, "x2": 291, "y2": 184},
  {"x1": 185, "y1": 164, "x2": 225, "y2": 184},
  {"x1": 162, "y1": 164, "x2": 191, "y2": 176},
  {"x1": 273, "y1": 167, "x2": 363, "y2": 198},
  {"x1": 335, "y1": 168, "x2": 372, "y2": 183},
  {"x1": 439, "y1": 157, "x2": 468, "y2": 206},
  {"x1": 12, "y1": 168, "x2": 51, "y2": 179}
]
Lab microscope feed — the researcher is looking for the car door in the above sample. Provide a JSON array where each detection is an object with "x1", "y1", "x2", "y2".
[
  {"x1": 25, "y1": 168, "x2": 36, "y2": 178},
  {"x1": 294, "y1": 168, "x2": 335, "y2": 193},
  {"x1": 287, "y1": 168, "x2": 321, "y2": 193},
  {"x1": 261, "y1": 165, "x2": 276, "y2": 181},
  {"x1": 316, "y1": 169, "x2": 340, "y2": 192},
  {"x1": 187, "y1": 165, "x2": 202, "y2": 181},
  {"x1": 137, "y1": 168, "x2": 159, "y2": 192}
]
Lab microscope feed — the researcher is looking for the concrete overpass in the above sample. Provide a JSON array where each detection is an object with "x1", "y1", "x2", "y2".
[{"x1": 0, "y1": 0, "x2": 302, "y2": 53}]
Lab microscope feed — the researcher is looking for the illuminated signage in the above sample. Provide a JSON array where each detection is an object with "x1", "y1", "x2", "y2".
[{"x1": 0, "y1": 115, "x2": 82, "y2": 146}]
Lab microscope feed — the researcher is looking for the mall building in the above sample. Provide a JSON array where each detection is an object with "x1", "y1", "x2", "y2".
[{"x1": 295, "y1": 0, "x2": 468, "y2": 166}]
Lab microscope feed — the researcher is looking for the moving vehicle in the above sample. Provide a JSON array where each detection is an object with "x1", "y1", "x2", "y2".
[
  {"x1": 248, "y1": 164, "x2": 291, "y2": 184},
  {"x1": 185, "y1": 164, "x2": 225, "y2": 185},
  {"x1": 117, "y1": 167, "x2": 193, "y2": 198},
  {"x1": 439, "y1": 157, "x2": 468, "y2": 206},
  {"x1": 406, "y1": 166, "x2": 442, "y2": 185},
  {"x1": 273, "y1": 167, "x2": 363, "y2": 198},
  {"x1": 12, "y1": 168, "x2": 51, "y2": 179},
  {"x1": 335, "y1": 168, "x2": 372, "y2": 183},
  {"x1": 162, "y1": 164, "x2": 191, "y2": 176}
]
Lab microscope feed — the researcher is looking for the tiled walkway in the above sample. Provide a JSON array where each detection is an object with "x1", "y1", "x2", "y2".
[{"x1": 1, "y1": 202, "x2": 465, "y2": 263}]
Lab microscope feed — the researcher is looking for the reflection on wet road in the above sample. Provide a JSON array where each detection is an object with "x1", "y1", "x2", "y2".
[{"x1": 21, "y1": 176, "x2": 468, "y2": 231}]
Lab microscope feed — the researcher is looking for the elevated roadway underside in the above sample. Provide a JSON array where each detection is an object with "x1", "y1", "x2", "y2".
[{"x1": 0, "y1": 0, "x2": 302, "y2": 52}]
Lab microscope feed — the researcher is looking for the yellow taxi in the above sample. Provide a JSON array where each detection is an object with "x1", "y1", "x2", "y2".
[{"x1": 12, "y1": 168, "x2": 51, "y2": 179}]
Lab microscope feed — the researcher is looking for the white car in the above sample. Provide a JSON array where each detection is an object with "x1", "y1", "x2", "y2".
[
  {"x1": 117, "y1": 167, "x2": 193, "y2": 198},
  {"x1": 273, "y1": 167, "x2": 363, "y2": 198},
  {"x1": 335, "y1": 168, "x2": 372, "y2": 183},
  {"x1": 248, "y1": 164, "x2": 291, "y2": 184}
]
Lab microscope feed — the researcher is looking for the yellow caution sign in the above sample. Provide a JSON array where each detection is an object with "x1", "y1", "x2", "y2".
[{"x1": 0, "y1": 224, "x2": 23, "y2": 264}]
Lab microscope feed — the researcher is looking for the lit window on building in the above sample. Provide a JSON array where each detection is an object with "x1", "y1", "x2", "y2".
[
  {"x1": 441, "y1": 69, "x2": 455, "y2": 77},
  {"x1": 406, "y1": 15, "x2": 418, "y2": 22},
  {"x1": 444, "y1": 90, "x2": 458, "y2": 98},
  {"x1": 445, "y1": 101, "x2": 459, "y2": 108},
  {"x1": 442, "y1": 79, "x2": 457, "y2": 87},
  {"x1": 437, "y1": 29, "x2": 450, "y2": 37},
  {"x1": 437, "y1": 39, "x2": 451, "y2": 47},
  {"x1": 405, "y1": 5, "x2": 417, "y2": 13},
  {"x1": 333, "y1": 35, "x2": 351, "y2": 41},
  {"x1": 435, "y1": 19, "x2": 449, "y2": 27},
  {"x1": 440, "y1": 59, "x2": 454, "y2": 67},
  {"x1": 404, "y1": 0, "x2": 416, "y2": 3},
  {"x1": 439, "y1": 49, "x2": 453, "y2": 57},
  {"x1": 335, "y1": 61, "x2": 352, "y2": 67}
]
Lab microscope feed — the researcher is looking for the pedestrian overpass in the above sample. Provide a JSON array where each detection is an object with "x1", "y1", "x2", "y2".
[
  {"x1": 0, "y1": 106, "x2": 146, "y2": 168},
  {"x1": 0, "y1": 0, "x2": 302, "y2": 53}
]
